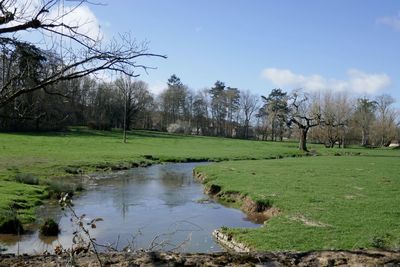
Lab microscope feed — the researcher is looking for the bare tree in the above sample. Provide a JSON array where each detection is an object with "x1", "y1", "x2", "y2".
[
  {"x1": 0, "y1": 0, "x2": 165, "y2": 108},
  {"x1": 353, "y1": 97, "x2": 377, "y2": 146},
  {"x1": 373, "y1": 94, "x2": 396, "y2": 146},
  {"x1": 316, "y1": 91, "x2": 352, "y2": 148},
  {"x1": 116, "y1": 76, "x2": 151, "y2": 142},
  {"x1": 240, "y1": 90, "x2": 258, "y2": 139},
  {"x1": 288, "y1": 90, "x2": 322, "y2": 151}
]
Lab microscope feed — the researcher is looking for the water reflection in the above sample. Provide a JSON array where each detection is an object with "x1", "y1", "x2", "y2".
[{"x1": 0, "y1": 163, "x2": 260, "y2": 254}]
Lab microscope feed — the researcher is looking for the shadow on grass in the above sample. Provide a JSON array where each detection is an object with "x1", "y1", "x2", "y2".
[{"x1": 131, "y1": 130, "x2": 190, "y2": 139}]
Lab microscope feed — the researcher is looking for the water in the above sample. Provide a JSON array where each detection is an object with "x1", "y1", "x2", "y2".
[{"x1": 0, "y1": 163, "x2": 260, "y2": 254}]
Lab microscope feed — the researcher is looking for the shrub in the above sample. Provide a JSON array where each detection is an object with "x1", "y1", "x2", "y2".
[
  {"x1": 167, "y1": 122, "x2": 185, "y2": 134},
  {"x1": 14, "y1": 173, "x2": 39, "y2": 185},
  {"x1": 167, "y1": 120, "x2": 190, "y2": 134},
  {"x1": 40, "y1": 219, "x2": 60, "y2": 236},
  {"x1": 46, "y1": 179, "x2": 83, "y2": 198}
]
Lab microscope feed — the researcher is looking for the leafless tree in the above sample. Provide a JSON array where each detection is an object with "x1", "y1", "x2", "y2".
[
  {"x1": 0, "y1": 0, "x2": 165, "y2": 108},
  {"x1": 240, "y1": 90, "x2": 258, "y2": 139},
  {"x1": 288, "y1": 89, "x2": 322, "y2": 151},
  {"x1": 116, "y1": 76, "x2": 151, "y2": 142},
  {"x1": 373, "y1": 94, "x2": 396, "y2": 146},
  {"x1": 353, "y1": 97, "x2": 377, "y2": 146},
  {"x1": 315, "y1": 91, "x2": 352, "y2": 148}
]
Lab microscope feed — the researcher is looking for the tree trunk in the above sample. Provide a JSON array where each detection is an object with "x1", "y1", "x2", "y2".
[
  {"x1": 361, "y1": 128, "x2": 369, "y2": 146},
  {"x1": 299, "y1": 128, "x2": 308, "y2": 151},
  {"x1": 244, "y1": 120, "x2": 249, "y2": 139},
  {"x1": 123, "y1": 96, "x2": 127, "y2": 143}
]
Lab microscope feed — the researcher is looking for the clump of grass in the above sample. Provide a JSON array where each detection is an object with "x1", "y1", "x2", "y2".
[
  {"x1": 64, "y1": 166, "x2": 81, "y2": 174},
  {"x1": 371, "y1": 234, "x2": 392, "y2": 249},
  {"x1": 0, "y1": 210, "x2": 24, "y2": 234},
  {"x1": 40, "y1": 218, "x2": 60, "y2": 236},
  {"x1": 14, "y1": 173, "x2": 39, "y2": 185},
  {"x1": 46, "y1": 179, "x2": 83, "y2": 198},
  {"x1": 255, "y1": 199, "x2": 273, "y2": 209}
]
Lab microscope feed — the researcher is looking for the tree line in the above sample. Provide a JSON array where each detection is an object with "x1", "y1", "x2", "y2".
[{"x1": 1, "y1": 69, "x2": 399, "y2": 150}]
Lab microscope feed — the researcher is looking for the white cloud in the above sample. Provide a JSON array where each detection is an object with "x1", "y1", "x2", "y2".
[
  {"x1": 47, "y1": 5, "x2": 103, "y2": 41},
  {"x1": 261, "y1": 68, "x2": 391, "y2": 95},
  {"x1": 8, "y1": 1, "x2": 102, "y2": 41},
  {"x1": 377, "y1": 12, "x2": 400, "y2": 31}
]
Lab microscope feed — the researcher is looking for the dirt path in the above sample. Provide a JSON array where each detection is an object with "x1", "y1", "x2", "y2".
[{"x1": 1, "y1": 250, "x2": 399, "y2": 266}]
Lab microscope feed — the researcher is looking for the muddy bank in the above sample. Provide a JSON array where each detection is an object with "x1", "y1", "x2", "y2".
[
  {"x1": 194, "y1": 170, "x2": 279, "y2": 224},
  {"x1": 194, "y1": 170, "x2": 281, "y2": 254},
  {"x1": 1, "y1": 250, "x2": 399, "y2": 266}
]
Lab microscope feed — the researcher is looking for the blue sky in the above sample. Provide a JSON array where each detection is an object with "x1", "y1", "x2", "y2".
[{"x1": 87, "y1": 1, "x2": 399, "y2": 102}]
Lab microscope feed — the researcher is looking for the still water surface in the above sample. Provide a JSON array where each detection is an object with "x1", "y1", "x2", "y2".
[{"x1": 0, "y1": 163, "x2": 260, "y2": 254}]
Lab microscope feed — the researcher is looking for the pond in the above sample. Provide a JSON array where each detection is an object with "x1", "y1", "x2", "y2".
[{"x1": 0, "y1": 163, "x2": 260, "y2": 254}]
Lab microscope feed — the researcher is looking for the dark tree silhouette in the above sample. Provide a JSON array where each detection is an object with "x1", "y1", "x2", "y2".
[{"x1": 0, "y1": 0, "x2": 165, "y2": 108}]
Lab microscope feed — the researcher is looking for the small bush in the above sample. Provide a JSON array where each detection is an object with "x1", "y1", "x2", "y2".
[
  {"x1": 40, "y1": 219, "x2": 60, "y2": 236},
  {"x1": 14, "y1": 173, "x2": 39, "y2": 185},
  {"x1": 46, "y1": 179, "x2": 82, "y2": 198}
]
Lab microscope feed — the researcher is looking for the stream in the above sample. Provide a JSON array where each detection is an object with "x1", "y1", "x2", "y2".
[{"x1": 0, "y1": 163, "x2": 260, "y2": 254}]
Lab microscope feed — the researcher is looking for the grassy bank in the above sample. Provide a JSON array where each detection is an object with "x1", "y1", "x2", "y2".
[
  {"x1": 195, "y1": 155, "x2": 400, "y2": 251},
  {"x1": 1, "y1": 127, "x2": 307, "y2": 226}
]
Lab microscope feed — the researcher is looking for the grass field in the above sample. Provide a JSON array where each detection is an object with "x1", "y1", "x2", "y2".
[
  {"x1": 195, "y1": 155, "x2": 400, "y2": 251},
  {"x1": 1, "y1": 127, "x2": 305, "y2": 224},
  {"x1": 1, "y1": 127, "x2": 399, "y2": 252}
]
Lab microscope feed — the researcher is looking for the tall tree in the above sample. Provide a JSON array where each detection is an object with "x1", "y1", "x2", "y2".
[
  {"x1": 316, "y1": 91, "x2": 352, "y2": 148},
  {"x1": 116, "y1": 76, "x2": 150, "y2": 142},
  {"x1": 261, "y1": 89, "x2": 289, "y2": 141},
  {"x1": 159, "y1": 74, "x2": 189, "y2": 129},
  {"x1": 225, "y1": 87, "x2": 240, "y2": 137},
  {"x1": 374, "y1": 94, "x2": 396, "y2": 146},
  {"x1": 353, "y1": 98, "x2": 376, "y2": 146},
  {"x1": 193, "y1": 92, "x2": 208, "y2": 135},
  {"x1": 209, "y1": 81, "x2": 226, "y2": 136},
  {"x1": 240, "y1": 90, "x2": 259, "y2": 139}
]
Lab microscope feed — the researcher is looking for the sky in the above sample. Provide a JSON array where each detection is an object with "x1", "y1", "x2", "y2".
[{"x1": 27, "y1": 1, "x2": 400, "y2": 103}]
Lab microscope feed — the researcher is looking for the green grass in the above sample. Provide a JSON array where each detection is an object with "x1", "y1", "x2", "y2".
[
  {"x1": 0, "y1": 127, "x2": 306, "y2": 224},
  {"x1": 195, "y1": 155, "x2": 400, "y2": 251},
  {"x1": 1, "y1": 126, "x2": 399, "y2": 247}
]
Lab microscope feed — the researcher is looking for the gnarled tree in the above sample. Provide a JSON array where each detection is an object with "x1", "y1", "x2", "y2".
[{"x1": 288, "y1": 90, "x2": 322, "y2": 151}]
